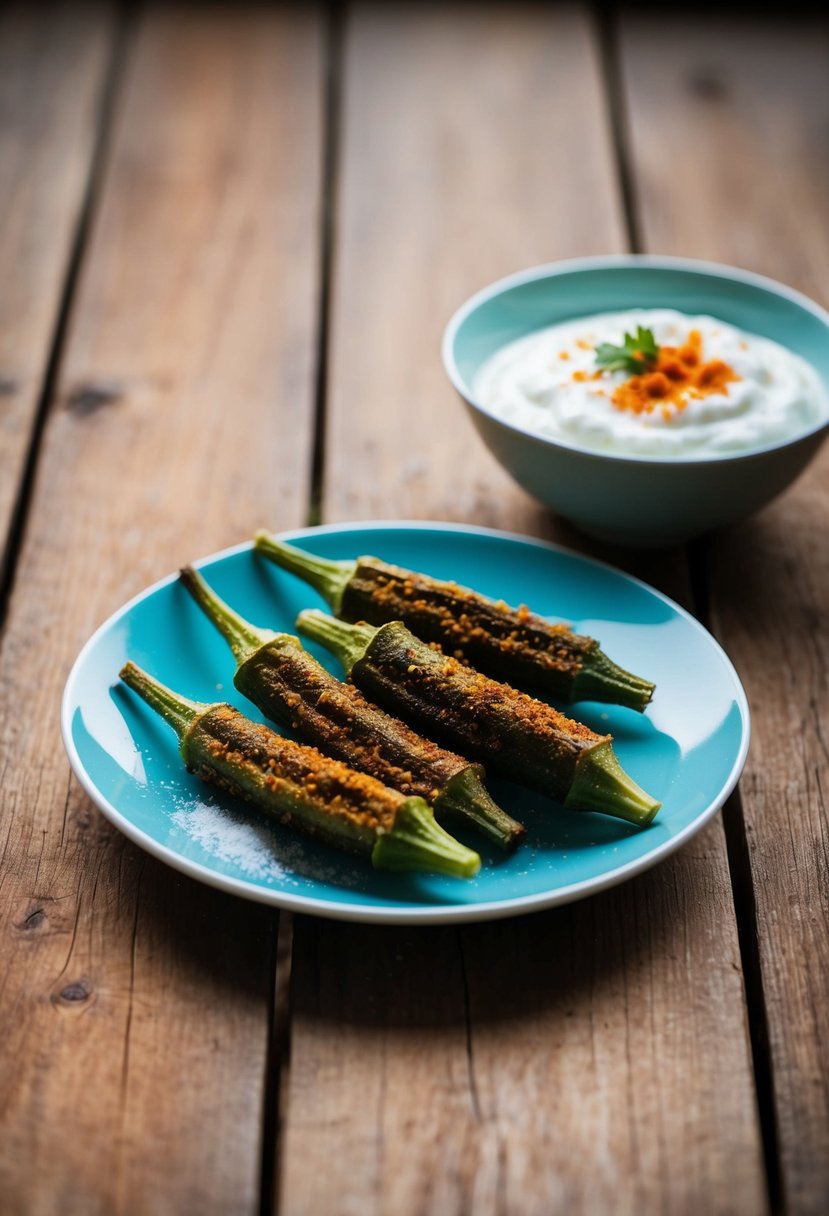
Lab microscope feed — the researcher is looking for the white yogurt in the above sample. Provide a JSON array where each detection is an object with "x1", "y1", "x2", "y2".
[{"x1": 473, "y1": 309, "x2": 828, "y2": 457}]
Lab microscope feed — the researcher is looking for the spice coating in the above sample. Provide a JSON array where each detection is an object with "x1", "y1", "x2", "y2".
[
  {"x1": 177, "y1": 562, "x2": 524, "y2": 849},
  {"x1": 236, "y1": 641, "x2": 473, "y2": 798},
  {"x1": 185, "y1": 703, "x2": 407, "y2": 853},
  {"x1": 341, "y1": 557, "x2": 594, "y2": 699},
  {"x1": 351, "y1": 622, "x2": 610, "y2": 801},
  {"x1": 119, "y1": 660, "x2": 483, "y2": 876},
  {"x1": 254, "y1": 532, "x2": 654, "y2": 710}
]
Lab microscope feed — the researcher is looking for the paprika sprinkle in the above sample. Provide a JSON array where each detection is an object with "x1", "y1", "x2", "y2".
[{"x1": 610, "y1": 329, "x2": 740, "y2": 417}]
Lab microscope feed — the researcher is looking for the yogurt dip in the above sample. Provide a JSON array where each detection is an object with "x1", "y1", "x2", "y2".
[{"x1": 472, "y1": 309, "x2": 829, "y2": 457}]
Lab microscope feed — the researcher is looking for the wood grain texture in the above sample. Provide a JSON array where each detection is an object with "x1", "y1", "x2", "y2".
[
  {"x1": 619, "y1": 14, "x2": 829, "y2": 1214},
  {"x1": 280, "y1": 6, "x2": 766, "y2": 1214},
  {"x1": 284, "y1": 832, "x2": 764, "y2": 1216},
  {"x1": 0, "y1": 2, "x2": 115, "y2": 562},
  {"x1": 0, "y1": 6, "x2": 323, "y2": 1213},
  {"x1": 618, "y1": 13, "x2": 829, "y2": 292},
  {"x1": 322, "y1": 1, "x2": 625, "y2": 528}
]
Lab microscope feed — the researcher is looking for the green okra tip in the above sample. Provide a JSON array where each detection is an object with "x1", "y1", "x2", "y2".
[
  {"x1": 373, "y1": 798, "x2": 481, "y2": 879},
  {"x1": 437, "y1": 766, "x2": 526, "y2": 853},
  {"x1": 572, "y1": 647, "x2": 656, "y2": 713},
  {"x1": 565, "y1": 741, "x2": 661, "y2": 827}
]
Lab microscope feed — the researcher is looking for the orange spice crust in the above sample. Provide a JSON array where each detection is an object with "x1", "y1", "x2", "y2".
[
  {"x1": 353, "y1": 623, "x2": 610, "y2": 801},
  {"x1": 340, "y1": 558, "x2": 596, "y2": 699},
  {"x1": 187, "y1": 704, "x2": 405, "y2": 837},
  {"x1": 236, "y1": 642, "x2": 471, "y2": 799}
]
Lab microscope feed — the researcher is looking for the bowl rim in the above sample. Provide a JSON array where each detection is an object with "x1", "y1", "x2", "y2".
[{"x1": 442, "y1": 253, "x2": 829, "y2": 467}]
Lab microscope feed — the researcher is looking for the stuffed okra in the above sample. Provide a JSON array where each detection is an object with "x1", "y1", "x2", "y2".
[
  {"x1": 255, "y1": 531, "x2": 655, "y2": 712},
  {"x1": 119, "y1": 662, "x2": 480, "y2": 877},
  {"x1": 296, "y1": 611, "x2": 662, "y2": 827},
  {"x1": 179, "y1": 565, "x2": 524, "y2": 850}
]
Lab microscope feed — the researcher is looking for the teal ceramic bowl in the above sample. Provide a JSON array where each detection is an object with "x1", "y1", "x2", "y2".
[{"x1": 443, "y1": 256, "x2": 829, "y2": 546}]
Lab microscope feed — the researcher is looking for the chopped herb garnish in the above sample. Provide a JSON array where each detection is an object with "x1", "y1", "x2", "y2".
[{"x1": 595, "y1": 326, "x2": 660, "y2": 375}]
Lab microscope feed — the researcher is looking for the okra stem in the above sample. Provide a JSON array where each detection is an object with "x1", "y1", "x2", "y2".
[
  {"x1": 296, "y1": 610, "x2": 661, "y2": 827},
  {"x1": 119, "y1": 662, "x2": 480, "y2": 878},
  {"x1": 297, "y1": 608, "x2": 377, "y2": 673},
  {"x1": 181, "y1": 570, "x2": 524, "y2": 850},
  {"x1": 179, "y1": 565, "x2": 277, "y2": 665},
  {"x1": 255, "y1": 530, "x2": 353, "y2": 612},
  {"x1": 298, "y1": 610, "x2": 379, "y2": 676},
  {"x1": 120, "y1": 661, "x2": 208, "y2": 739}
]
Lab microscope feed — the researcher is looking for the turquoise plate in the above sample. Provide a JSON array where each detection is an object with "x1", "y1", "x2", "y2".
[{"x1": 61, "y1": 522, "x2": 750, "y2": 923}]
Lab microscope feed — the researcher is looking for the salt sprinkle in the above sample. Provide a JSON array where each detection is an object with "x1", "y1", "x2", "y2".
[
  {"x1": 170, "y1": 797, "x2": 356, "y2": 887},
  {"x1": 172, "y1": 802, "x2": 292, "y2": 883}
]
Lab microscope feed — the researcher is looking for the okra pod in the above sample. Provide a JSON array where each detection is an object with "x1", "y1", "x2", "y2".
[
  {"x1": 119, "y1": 662, "x2": 481, "y2": 878},
  {"x1": 296, "y1": 611, "x2": 662, "y2": 827},
  {"x1": 254, "y1": 531, "x2": 655, "y2": 712},
  {"x1": 179, "y1": 565, "x2": 524, "y2": 850}
]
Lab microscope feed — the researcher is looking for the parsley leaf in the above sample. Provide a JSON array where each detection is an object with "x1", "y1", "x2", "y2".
[{"x1": 595, "y1": 326, "x2": 660, "y2": 375}]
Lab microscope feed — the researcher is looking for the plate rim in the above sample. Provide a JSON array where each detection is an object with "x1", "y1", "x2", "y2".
[{"x1": 61, "y1": 519, "x2": 752, "y2": 924}]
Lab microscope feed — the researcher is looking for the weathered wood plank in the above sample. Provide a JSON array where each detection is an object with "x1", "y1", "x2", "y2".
[
  {"x1": 280, "y1": 6, "x2": 766, "y2": 1214},
  {"x1": 0, "y1": 2, "x2": 115, "y2": 564},
  {"x1": 618, "y1": 13, "x2": 829, "y2": 293},
  {"x1": 0, "y1": 5, "x2": 323, "y2": 1213},
  {"x1": 285, "y1": 836, "x2": 763, "y2": 1216},
  {"x1": 321, "y1": 0, "x2": 626, "y2": 529},
  {"x1": 620, "y1": 14, "x2": 829, "y2": 1214}
]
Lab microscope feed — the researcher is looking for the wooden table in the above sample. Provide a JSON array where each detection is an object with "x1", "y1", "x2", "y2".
[{"x1": 2, "y1": 5, "x2": 827, "y2": 1213}]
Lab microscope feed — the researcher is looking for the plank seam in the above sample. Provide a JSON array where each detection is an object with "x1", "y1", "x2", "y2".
[
  {"x1": 457, "y1": 929, "x2": 483, "y2": 1122},
  {"x1": 606, "y1": 11, "x2": 780, "y2": 1202},
  {"x1": 594, "y1": 4, "x2": 642, "y2": 254},
  {"x1": 0, "y1": 5, "x2": 133, "y2": 636},
  {"x1": 306, "y1": 1, "x2": 345, "y2": 529},
  {"x1": 116, "y1": 853, "x2": 145, "y2": 1208},
  {"x1": 721, "y1": 788, "x2": 785, "y2": 1215},
  {"x1": 263, "y1": 6, "x2": 345, "y2": 1210},
  {"x1": 689, "y1": 538, "x2": 784, "y2": 1215},
  {"x1": 260, "y1": 911, "x2": 291, "y2": 1216}
]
